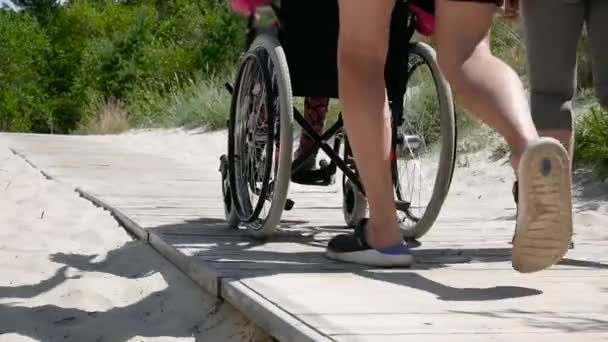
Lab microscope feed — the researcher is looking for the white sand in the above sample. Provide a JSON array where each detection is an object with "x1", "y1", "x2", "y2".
[{"x1": 0, "y1": 146, "x2": 270, "y2": 342}]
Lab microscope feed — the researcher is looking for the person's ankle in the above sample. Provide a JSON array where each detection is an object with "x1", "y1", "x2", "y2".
[
  {"x1": 509, "y1": 135, "x2": 537, "y2": 172},
  {"x1": 365, "y1": 219, "x2": 403, "y2": 250}
]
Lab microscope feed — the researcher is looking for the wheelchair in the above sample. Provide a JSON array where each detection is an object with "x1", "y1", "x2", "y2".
[{"x1": 219, "y1": 0, "x2": 457, "y2": 239}]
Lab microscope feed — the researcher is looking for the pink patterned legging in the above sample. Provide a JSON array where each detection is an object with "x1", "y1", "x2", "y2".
[{"x1": 296, "y1": 97, "x2": 330, "y2": 158}]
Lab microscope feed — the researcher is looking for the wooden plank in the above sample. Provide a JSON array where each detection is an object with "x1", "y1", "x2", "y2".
[
  {"x1": 78, "y1": 187, "x2": 222, "y2": 295},
  {"x1": 238, "y1": 271, "x2": 608, "y2": 316},
  {"x1": 331, "y1": 333, "x2": 608, "y2": 342},
  {"x1": 148, "y1": 231, "x2": 220, "y2": 295},
  {"x1": 221, "y1": 279, "x2": 332, "y2": 342},
  {"x1": 303, "y1": 311, "x2": 608, "y2": 335},
  {"x1": 5, "y1": 132, "x2": 608, "y2": 342}
]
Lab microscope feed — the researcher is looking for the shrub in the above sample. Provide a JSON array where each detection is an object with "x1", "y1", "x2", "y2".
[
  {"x1": 575, "y1": 105, "x2": 608, "y2": 178},
  {"x1": 0, "y1": 9, "x2": 53, "y2": 132}
]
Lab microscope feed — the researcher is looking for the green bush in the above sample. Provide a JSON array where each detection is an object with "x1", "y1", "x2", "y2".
[
  {"x1": 11, "y1": 0, "x2": 59, "y2": 27},
  {"x1": 77, "y1": 7, "x2": 157, "y2": 101},
  {"x1": 1, "y1": 0, "x2": 245, "y2": 134},
  {"x1": 47, "y1": 0, "x2": 121, "y2": 132},
  {"x1": 0, "y1": 9, "x2": 53, "y2": 132},
  {"x1": 575, "y1": 105, "x2": 608, "y2": 178},
  {"x1": 73, "y1": 0, "x2": 244, "y2": 131}
]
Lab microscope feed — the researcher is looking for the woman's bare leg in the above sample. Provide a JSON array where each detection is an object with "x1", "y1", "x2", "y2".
[
  {"x1": 325, "y1": 0, "x2": 413, "y2": 267},
  {"x1": 336, "y1": 0, "x2": 401, "y2": 250},
  {"x1": 435, "y1": 0, "x2": 572, "y2": 273},
  {"x1": 435, "y1": 0, "x2": 538, "y2": 169}
]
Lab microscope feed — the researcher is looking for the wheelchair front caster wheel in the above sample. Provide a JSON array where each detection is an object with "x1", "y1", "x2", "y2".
[{"x1": 342, "y1": 179, "x2": 367, "y2": 227}]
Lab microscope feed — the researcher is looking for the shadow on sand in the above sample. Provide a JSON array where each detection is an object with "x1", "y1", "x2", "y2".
[{"x1": 0, "y1": 240, "x2": 267, "y2": 342}]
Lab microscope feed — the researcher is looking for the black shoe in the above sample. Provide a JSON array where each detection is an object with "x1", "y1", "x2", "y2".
[
  {"x1": 291, "y1": 154, "x2": 334, "y2": 186},
  {"x1": 325, "y1": 219, "x2": 414, "y2": 267}
]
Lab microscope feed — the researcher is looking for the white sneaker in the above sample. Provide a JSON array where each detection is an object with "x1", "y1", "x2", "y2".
[{"x1": 512, "y1": 138, "x2": 573, "y2": 273}]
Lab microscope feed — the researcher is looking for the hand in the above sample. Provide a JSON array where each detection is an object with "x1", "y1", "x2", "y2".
[{"x1": 502, "y1": 0, "x2": 520, "y2": 20}]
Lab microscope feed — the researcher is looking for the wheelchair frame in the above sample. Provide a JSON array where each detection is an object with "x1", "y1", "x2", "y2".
[
  {"x1": 235, "y1": 0, "x2": 421, "y2": 196},
  {"x1": 221, "y1": 0, "x2": 456, "y2": 238}
]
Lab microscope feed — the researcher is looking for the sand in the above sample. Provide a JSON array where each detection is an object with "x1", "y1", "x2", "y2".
[{"x1": 0, "y1": 145, "x2": 270, "y2": 342}]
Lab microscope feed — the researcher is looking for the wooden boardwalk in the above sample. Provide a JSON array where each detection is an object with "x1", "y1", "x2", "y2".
[{"x1": 2, "y1": 132, "x2": 607, "y2": 342}]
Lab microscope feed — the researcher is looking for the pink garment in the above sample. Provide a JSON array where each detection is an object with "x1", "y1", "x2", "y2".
[
  {"x1": 409, "y1": 4, "x2": 435, "y2": 36},
  {"x1": 230, "y1": 0, "x2": 272, "y2": 15}
]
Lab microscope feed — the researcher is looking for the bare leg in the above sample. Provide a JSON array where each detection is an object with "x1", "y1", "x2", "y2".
[
  {"x1": 435, "y1": 1, "x2": 572, "y2": 273},
  {"x1": 336, "y1": 0, "x2": 400, "y2": 249},
  {"x1": 324, "y1": 0, "x2": 412, "y2": 267},
  {"x1": 434, "y1": 0, "x2": 538, "y2": 169}
]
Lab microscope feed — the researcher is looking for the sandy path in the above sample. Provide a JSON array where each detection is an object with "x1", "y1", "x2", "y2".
[{"x1": 0, "y1": 145, "x2": 270, "y2": 342}]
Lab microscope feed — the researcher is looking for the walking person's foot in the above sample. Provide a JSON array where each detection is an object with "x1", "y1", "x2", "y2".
[
  {"x1": 512, "y1": 137, "x2": 573, "y2": 273},
  {"x1": 325, "y1": 219, "x2": 414, "y2": 267},
  {"x1": 512, "y1": 177, "x2": 574, "y2": 249}
]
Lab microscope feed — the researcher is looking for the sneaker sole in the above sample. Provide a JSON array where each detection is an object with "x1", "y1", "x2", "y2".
[
  {"x1": 513, "y1": 138, "x2": 572, "y2": 273},
  {"x1": 325, "y1": 250, "x2": 414, "y2": 268}
]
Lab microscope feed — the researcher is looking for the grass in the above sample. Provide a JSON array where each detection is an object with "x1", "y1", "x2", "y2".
[
  {"x1": 75, "y1": 97, "x2": 130, "y2": 135},
  {"x1": 491, "y1": 19, "x2": 527, "y2": 80},
  {"x1": 128, "y1": 73, "x2": 233, "y2": 130},
  {"x1": 575, "y1": 104, "x2": 608, "y2": 179},
  {"x1": 74, "y1": 72, "x2": 233, "y2": 134}
]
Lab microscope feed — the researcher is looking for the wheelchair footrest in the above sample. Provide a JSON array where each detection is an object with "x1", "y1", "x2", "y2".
[
  {"x1": 291, "y1": 167, "x2": 336, "y2": 186},
  {"x1": 284, "y1": 199, "x2": 295, "y2": 211}
]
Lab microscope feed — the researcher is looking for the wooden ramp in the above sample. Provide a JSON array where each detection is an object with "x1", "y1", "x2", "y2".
[{"x1": 2, "y1": 132, "x2": 607, "y2": 342}]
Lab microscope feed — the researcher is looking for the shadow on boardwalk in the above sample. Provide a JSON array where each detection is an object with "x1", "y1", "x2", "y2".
[
  {"x1": 451, "y1": 309, "x2": 608, "y2": 333},
  {"x1": 149, "y1": 219, "x2": 607, "y2": 305}
]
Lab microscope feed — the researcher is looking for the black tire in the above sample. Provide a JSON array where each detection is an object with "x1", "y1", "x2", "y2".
[
  {"x1": 340, "y1": 135, "x2": 367, "y2": 227},
  {"x1": 227, "y1": 30, "x2": 294, "y2": 239},
  {"x1": 220, "y1": 155, "x2": 240, "y2": 229},
  {"x1": 392, "y1": 41, "x2": 456, "y2": 239},
  {"x1": 342, "y1": 178, "x2": 367, "y2": 227}
]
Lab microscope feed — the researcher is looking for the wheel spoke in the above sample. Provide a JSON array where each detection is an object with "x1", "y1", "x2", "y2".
[
  {"x1": 228, "y1": 44, "x2": 285, "y2": 229},
  {"x1": 395, "y1": 49, "x2": 442, "y2": 228}
]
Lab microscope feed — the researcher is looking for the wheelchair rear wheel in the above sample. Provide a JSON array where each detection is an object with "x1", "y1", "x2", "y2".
[
  {"x1": 227, "y1": 31, "x2": 294, "y2": 239},
  {"x1": 341, "y1": 137, "x2": 367, "y2": 226},
  {"x1": 393, "y1": 41, "x2": 456, "y2": 239},
  {"x1": 220, "y1": 155, "x2": 239, "y2": 229}
]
